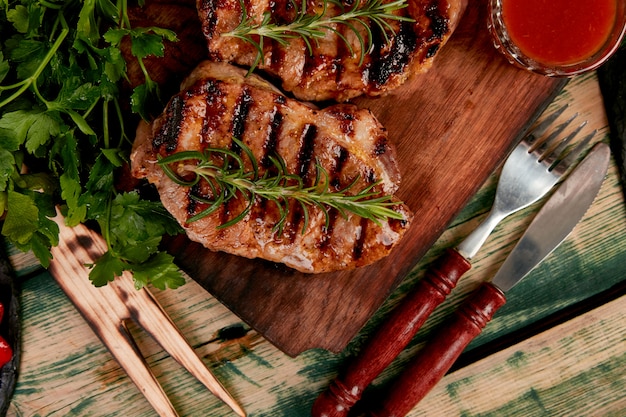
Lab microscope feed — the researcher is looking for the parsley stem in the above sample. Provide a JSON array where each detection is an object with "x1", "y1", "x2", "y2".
[{"x1": 103, "y1": 99, "x2": 111, "y2": 149}]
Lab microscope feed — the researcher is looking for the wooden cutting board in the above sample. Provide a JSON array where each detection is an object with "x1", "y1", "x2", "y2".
[{"x1": 165, "y1": 2, "x2": 565, "y2": 357}]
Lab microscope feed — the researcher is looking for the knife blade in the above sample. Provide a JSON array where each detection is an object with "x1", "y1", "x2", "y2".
[{"x1": 368, "y1": 142, "x2": 610, "y2": 417}]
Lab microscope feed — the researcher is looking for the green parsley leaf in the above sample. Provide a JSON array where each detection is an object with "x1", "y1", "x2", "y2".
[
  {"x1": 2, "y1": 190, "x2": 38, "y2": 244},
  {"x1": 55, "y1": 77, "x2": 102, "y2": 111},
  {"x1": 7, "y1": 38, "x2": 47, "y2": 80},
  {"x1": 0, "y1": 110, "x2": 61, "y2": 154},
  {"x1": 107, "y1": 191, "x2": 182, "y2": 263},
  {"x1": 25, "y1": 111, "x2": 61, "y2": 153},
  {"x1": 89, "y1": 250, "x2": 125, "y2": 287},
  {"x1": 131, "y1": 252, "x2": 186, "y2": 290},
  {"x1": 6, "y1": 5, "x2": 29, "y2": 34}
]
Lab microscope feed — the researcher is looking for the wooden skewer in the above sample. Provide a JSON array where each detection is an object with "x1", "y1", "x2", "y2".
[{"x1": 48, "y1": 212, "x2": 246, "y2": 417}]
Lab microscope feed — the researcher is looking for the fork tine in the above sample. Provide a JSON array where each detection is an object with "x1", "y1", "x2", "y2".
[
  {"x1": 540, "y1": 120, "x2": 586, "y2": 165},
  {"x1": 531, "y1": 113, "x2": 578, "y2": 157},
  {"x1": 524, "y1": 104, "x2": 569, "y2": 147},
  {"x1": 551, "y1": 129, "x2": 597, "y2": 173}
]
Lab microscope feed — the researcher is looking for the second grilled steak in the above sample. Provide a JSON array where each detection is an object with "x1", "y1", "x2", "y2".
[
  {"x1": 131, "y1": 61, "x2": 413, "y2": 273},
  {"x1": 197, "y1": 0, "x2": 467, "y2": 102}
]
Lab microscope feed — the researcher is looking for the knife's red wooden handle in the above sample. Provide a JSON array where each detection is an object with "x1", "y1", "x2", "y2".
[
  {"x1": 311, "y1": 249, "x2": 471, "y2": 417},
  {"x1": 368, "y1": 282, "x2": 507, "y2": 417}
]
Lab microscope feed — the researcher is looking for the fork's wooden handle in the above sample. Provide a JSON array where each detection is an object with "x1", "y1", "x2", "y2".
[
  {"x1": 311, "y1": 249, "x2": 471, "y2": 417},
  {"x1": 369, "y1": 282, "x2": 507, "y2": 417}
]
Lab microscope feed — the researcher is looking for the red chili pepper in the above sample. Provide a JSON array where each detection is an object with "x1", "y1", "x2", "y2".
[{"x1": 0, "y1": 302, "x2": 13, "y2": 368}]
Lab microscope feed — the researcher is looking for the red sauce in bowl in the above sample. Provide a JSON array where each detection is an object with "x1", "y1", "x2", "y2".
[{"x1": 501, "y1": 0, "x2": 619, "y2": 66}]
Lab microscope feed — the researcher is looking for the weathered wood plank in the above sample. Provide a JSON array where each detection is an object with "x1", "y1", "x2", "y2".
[{"x1": 403, "y1": 295, "x2": 626, "y2": 416}]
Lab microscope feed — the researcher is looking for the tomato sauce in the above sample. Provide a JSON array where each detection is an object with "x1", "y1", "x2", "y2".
[{"x1": 502, "y1": 0, "x2": 618, "y2": 66}]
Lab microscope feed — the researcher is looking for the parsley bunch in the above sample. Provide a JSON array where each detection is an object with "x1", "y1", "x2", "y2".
[{"x1": 0, "y1": 0, "x2": 185, "y2": 289}]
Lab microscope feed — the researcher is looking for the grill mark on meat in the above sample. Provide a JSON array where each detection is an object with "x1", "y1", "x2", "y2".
[
  {"x1": 261, "y1": 109, "x2": 284, "y2": 168},
  {"x1": 268, "y1": 0, "x2": 295, "y2": 70},
  {"x1": 153, "y1": 95, "x2": 184, "y2": 153},
  {"x1": 296, "y1": 123, "x2": 318, "y2": 181},
  {"x1": 329, "y1": 108, "x2": 355, "y2": 135},
  {"x1": 332, "y1": 145, "x2": 349, "y2": 180},
  {"x1": 186, "y1": 183, "x2": 206, "y2": 220},
  {"x1": 353, "y1": 217, "x2": 369, "y2": 260},
  {"x1": 232, "y1": 87, "x2": 253, "y2": 139},
  {"x1": 284, "y1": 202, "x2": 304, "y2": 243},
  {"x1": 201, "y1": 79, "x2": 226, "y2": 144},
  {"x1": 282, "y1": 122, "x2": 318, "y2": 241},
  {"x1": 334, "y1": 23, "x2": 351, "y2": 85},
  {"x1": 316, "y1": 208, "x2": 338, "y2": 250},
  {"x1": 199, "y1": 0, "x2": 220, "y2": 38},
  {"x1": 424, "y1": 2, "x2": 447, "y2": 57},
  {"x1": 230, "y1": 87, "x2": 254, "y2": 154},
  {"x1": 303, "y1": 53, "x2": 320, "y2": 78},
  {"x1": 270, "y1": 40, "x2": 287, "y2": 70},
  {"x1": 368, "y1": 21, "x2": 418, "y2": 88},
  {"x1": 271, "y1": 0, "x2": 296, "y2": 23}
]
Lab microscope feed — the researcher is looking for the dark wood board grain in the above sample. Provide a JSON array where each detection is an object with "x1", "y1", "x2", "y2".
[{"x1": 165, "y1": 2, "x2": 565, "y2": 357}]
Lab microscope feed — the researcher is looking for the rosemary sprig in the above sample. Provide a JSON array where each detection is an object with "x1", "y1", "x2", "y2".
[
  {"x1": 223, "y1": 0, "x2": 414, "y2": 71},
  {"x1": 157, "y1": 138, "x2": 405, "y2": 235}
]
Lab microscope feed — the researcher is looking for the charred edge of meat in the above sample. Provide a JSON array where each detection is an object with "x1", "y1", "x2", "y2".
[
  {"x1": 153, "y1": 94, "x2": 184, "y2": 153},
  {"x1": 391, "y1": 214, "x2": 410, "y2": 229},
  {"x1": 426, "y1": 2, "x2": 449, "y2": 41},
  {"x1": 426, "y1": 44, "x2": 440, "y2": 58},
  {"x1": 373, "y1": 137, "x2": 389, "y2": 156},
  {"x1": 368, "y1": 21, "x2": 418, "y2": 88}
]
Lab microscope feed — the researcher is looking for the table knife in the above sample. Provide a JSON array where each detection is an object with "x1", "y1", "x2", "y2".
[{"x1": 368, "y1": 141, "x2": 610, "y2": 417}]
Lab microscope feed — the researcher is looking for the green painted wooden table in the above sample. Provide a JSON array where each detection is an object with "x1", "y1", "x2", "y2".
[{"x1": 4, "y1": 72, "x2": 626, "y2": 416}]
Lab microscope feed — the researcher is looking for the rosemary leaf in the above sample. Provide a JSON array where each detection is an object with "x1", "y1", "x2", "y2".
[
  {"x1": 157, "y1": 139, "x2": 405, "y2": 235},
  {"x1": 223, "y1": 0, "x2": 414, "y2": 71}
]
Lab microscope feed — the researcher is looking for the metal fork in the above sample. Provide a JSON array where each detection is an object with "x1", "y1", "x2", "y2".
[
  {"x1": 457, "y1": 105, "x2": 593, "y2": 258},
  {"x1": 311, "y1": 105, "x2": 595, "y2": 417}
]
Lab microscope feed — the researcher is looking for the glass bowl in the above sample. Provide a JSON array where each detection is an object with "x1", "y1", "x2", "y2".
[{"x1": 488, "y1": 0, "x2": 626, "y2": 76}]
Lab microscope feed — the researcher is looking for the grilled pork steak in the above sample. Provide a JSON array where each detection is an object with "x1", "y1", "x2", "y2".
[
  {"x1": 197, "y1": 0, "x2": 467, "y2": 102},
  {"x1": 131, "y1": 61, "x2": 412, "y2": 273}
]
